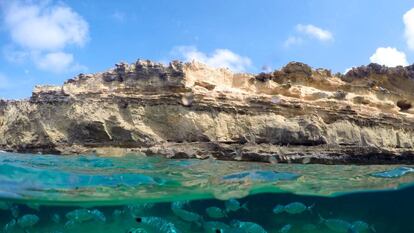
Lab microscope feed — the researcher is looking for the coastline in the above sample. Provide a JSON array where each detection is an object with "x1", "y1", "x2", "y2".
[{"x1": 1, "y1": 60, "x2": 413, "y2": 164}]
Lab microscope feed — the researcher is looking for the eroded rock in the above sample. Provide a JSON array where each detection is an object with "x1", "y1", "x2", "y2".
[{"x1": 0, "y1": 59, "x2": 414, "y2": 164}]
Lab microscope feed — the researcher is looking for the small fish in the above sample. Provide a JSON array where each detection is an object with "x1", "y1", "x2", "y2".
[
  {"x1": 172, "y1": 207, "x2": 202, "y2": 223},
  {"x1": 10, "y1": 205, "x2": 19, "y2": 218},
  {"x1": 279, "y1": 224, "x2": 292, "y2": 233},
  {"x1": 206, "y1": 207, "x2": 227, "y2": 219},
  {"x1": 283, "y1": 202, "x2": 314, "y2": 214},
  {"x1": 231, "y1": 220, "x2": 268, "y2": 233},
  {"x1": 272, "y1": 205, "x2": 285, "y2": 214},
  {"x1": 64, "y1": 220, "x2": 76, "y2": 229},
  {"x1": 17, "y1": 214, "x2": 39, "y2": 228},
  {"x1": 51, "y1": 213, "x2": 61, "y2": 223},
  {"x1": 319, "y1": 215, "x2": 352, "y2": 233},
  {"x1": 65, "y1": 209, "x2": 95, "y2": 223},
  {"x1": 127, "y1": 228, "x2": 148, "y2": 233},
  {"x1": 91, "y1": 209, "x2": 106, "y2": 222},
  {"x1": 171, "y1": 201, "x2": 189, "y2": 210},
  {"x1": 3, "y1": 219, "x2": 16, "y2": 233},
  {"x1": 351, "y1": 221, "x2": 376, "y2": 233},
  {"x1": 112, "y1": 209, "x2": 125, "y2": 219},
  {"x1": 136, "y1": 216, "x2": 181, "y2": 233},
  {"x1": 225, "y1": 199, "x2": 248, "y2": 212},
  {"x1": 203, "y1": 221, "x2": 230, "y2": 233},
  {"x1": 127, "y1": 203, "x2": 155, "y2": 216}
]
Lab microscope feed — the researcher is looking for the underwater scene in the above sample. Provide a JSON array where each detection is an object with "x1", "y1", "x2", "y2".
[{"x1": 0, "y1": 152, "x2": 414, "y2": 233}]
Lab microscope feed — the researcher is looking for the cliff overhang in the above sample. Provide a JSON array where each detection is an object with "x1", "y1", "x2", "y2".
[{"x1": 1, "y1": 60, "x2": 414, "y2": 164}]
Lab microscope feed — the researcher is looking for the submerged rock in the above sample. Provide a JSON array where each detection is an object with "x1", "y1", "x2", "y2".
[
  {"x1": 221, "y1": 170, "x2": 300, "y2": 182},
  {"x1": 0, "y1": 59, "x2": 414, "y2": 164},
  {"x1": 371, "y1": 167, "x2": 414, "y2": 178}
]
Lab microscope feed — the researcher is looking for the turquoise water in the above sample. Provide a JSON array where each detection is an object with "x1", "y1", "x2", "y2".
[{"x1": 0, "y1": 152, "x2": 413, "y2": 232}]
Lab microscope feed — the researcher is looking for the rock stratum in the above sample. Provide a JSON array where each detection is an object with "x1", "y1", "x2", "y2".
[{"x1": 1, "y1": 60, "x2": 414, "y2": 164}]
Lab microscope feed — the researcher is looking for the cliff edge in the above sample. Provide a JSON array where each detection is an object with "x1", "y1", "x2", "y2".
[{"x1": 1, "y1": 60, "x2": 414, "y2": 164}]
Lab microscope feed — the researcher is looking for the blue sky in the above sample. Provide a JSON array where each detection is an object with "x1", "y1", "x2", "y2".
[{"x1": 0, "y1": 0, "x2": 414, "y2": 99}]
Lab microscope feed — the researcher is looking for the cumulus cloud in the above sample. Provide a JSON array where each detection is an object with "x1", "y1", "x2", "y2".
[
  {"x1": 174, "y1": 46, "x2": 252, "y2": 72},
  {"x1": 404, "y1": 8, "x2": 414, "y2": 50},
  {"x1": 369, "y1": 47, "x2": 408, "y2": 67},
  {"x1": 1, "y1": 1, "x2": 89, "y2": 73},
  {"x1": 296, "y1": 24, "x2": 333, "y2": 42},
  {"x1": 284, "y1": 24, "x2": 333, "y2": 48},
  {"x1": 34, "y1": 52, "x2": 74, "y2": 73}
]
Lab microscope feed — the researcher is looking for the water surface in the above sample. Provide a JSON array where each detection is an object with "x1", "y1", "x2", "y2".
[{"x1": 0, "y1": 152, "x2": 413, "y2": 232}]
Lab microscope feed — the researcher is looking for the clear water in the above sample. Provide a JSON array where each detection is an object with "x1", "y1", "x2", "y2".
[{"x1": 0, "y1": 152, "x2": 413, "y2": 233}]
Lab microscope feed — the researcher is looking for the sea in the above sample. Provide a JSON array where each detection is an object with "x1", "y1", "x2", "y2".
[{"x1": 0, "y1": 152, "x2": 413, "y2": 233}]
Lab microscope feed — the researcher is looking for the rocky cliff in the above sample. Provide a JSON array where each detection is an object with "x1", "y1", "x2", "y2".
[{"x1": 1, "y1": 60, "x2": 414, "y2": 164}]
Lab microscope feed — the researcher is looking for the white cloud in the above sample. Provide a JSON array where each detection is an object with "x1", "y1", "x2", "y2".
[
  {"x1": 2, "y1": 46, "x2": 29, "y2": 63},
  {"x1": 34, "y1": 52, "x2": 74, "y2": 73},
  {"x1": 1, "y1": 1, "x2": 89, "y2": 73},
  {"x1": 283, "y1": 36, "x2": 303, "y2": 48},
  {"x1": 174, "y1": 46, "x2": 252, "y2": 72},
  {"x1": 369, "y1": 47, "x2": 408, "y2": 67},
  {"x1": 404, "y1": 8, "x2": 414, "y2": 50},
  {"x1": 296, "y1": 24, "x2": 333, "y2": 42},
  {"x1": 3, "y1": 1, "x2": 89, "y2": 51}
]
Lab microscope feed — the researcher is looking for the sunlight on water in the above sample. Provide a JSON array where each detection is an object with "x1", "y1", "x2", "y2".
[{"x1": 0, "y1": 152, "x2": 413, "y2": 232}]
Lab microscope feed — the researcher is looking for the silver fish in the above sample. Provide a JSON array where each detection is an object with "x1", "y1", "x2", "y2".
[
  {"x1": 172, "y1": 207, "x2": 202, "y2": 223},
  {"x1": 231, "y1": 220, "x2": 268, "y2": 233},
  {"x1": 351, "y1": 221, "x2": 376, "y2": 233},
  {"x1": 283, "y1": 202, "x2": 314, "y2": 214},
  {"x1": 136, "y1": 216, "x2": 181, "y2": 233},
  {"x1": 128, "y1": 228, "x2": 148, "y2": 233},
  {"x1": 3, "y1": 219, "x2": 16, "y2": 233},
  {"x1": 65, "y1": 209, "x2": 95, "y2": 223},
  {"x1": 225, "y1": 199, "x2": 248, "y2": 212},
  {"x1": 203, "y1": 221, "x2": 230, "y2": 233},
  {"x1": 320, "y1": 215, "x2": 352, "y2": 233},
  {"x1": 206, "y1": 207, "x2": 227, "y2": 219},
  {"x1": 17, "y1": 214, "x2": 39, "y2": 228},
  {"x1": 113, "y1": 209, "x2": 125, "y2": 220},
  {"x1": 272, "y1": 205, "x2": 284, "y2": 214},
  {"x1": 171, "y1": 201, "x2": 189, "y2": 210},
  {"x1": 64, "y1": 220, "x2": 76, "y2": 229},
  {"x1": 91, "y1": 209, "x2": 106, "y2": 222},
  {"x1": 279, "y1": 224, "x2": 292, "y2": 233},
  {"x1": 10, "y1": 205, "x2": 19, "y2": 218},
  {"x1": 51, "y1": 213, "x2": 61, "y2": 223},
  {"x1": 127, "y1": 203, "x2": 155, "y2": 216}
]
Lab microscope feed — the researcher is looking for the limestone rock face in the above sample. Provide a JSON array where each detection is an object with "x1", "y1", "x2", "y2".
[{"x1": 1, "y1": 60, "x2": 414, "y2": 164}]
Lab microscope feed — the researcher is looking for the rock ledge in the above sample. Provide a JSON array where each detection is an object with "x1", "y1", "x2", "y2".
[{"x1": 1, "y1": 60, "x2": 414, "y2": 164}]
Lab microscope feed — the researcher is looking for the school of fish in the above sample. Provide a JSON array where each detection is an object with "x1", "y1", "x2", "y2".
[{"x1": 0, "y1": 198, "x2": 377, "y2": 233}]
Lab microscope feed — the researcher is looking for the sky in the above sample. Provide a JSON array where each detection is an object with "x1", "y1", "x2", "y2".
[{"x1": 0, "y1": 0, "x2": 414, "y2": 99}]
